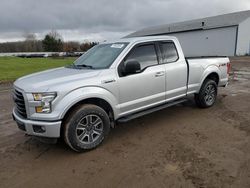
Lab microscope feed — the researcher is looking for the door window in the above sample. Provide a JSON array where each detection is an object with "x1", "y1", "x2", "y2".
[
  {"x1": 160, "y1": 42, "x2": 179, "y2": 63},
  {"x1": 125, "y1": 44, "x2": 158, "y2": 70}
]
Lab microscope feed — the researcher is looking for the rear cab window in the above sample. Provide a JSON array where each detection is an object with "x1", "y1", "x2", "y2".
[{"x1": 160, "y1": 42, "x2": 179, "y2": 63}]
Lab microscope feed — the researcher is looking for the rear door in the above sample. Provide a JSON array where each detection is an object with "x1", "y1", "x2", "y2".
[
  {"x1": 117, "y1": 42, "x2": 166, "y2": 116},
  {"x1": 159, "y1": 41, "x2": 188, "y2": 100}
]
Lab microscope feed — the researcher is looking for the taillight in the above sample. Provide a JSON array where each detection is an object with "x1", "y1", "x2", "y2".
[{"x1": 227, "y1": 62, "x2": 231, "y2": 74}]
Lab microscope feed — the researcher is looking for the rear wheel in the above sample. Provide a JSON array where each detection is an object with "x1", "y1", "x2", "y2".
[
  {"x1": 194, "y1": 79, "x2": 217, "y2": 108},
  {"x1": 63, "y1": 104, "x2": 110, "y2": 152}
]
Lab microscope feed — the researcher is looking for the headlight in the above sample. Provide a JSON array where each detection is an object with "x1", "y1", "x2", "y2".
[{"x1": 32, "y1": 92, "x2": 57, "y2": 113}]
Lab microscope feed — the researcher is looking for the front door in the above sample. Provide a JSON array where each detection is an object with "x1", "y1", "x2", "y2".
[{"x1": 117, "y1": 43, "x2": 166, "y2": 116}]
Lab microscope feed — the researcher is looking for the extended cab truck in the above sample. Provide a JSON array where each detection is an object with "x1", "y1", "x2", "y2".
[{"x1": 12, "y1": 36, "x2": 230, "y2": 152}]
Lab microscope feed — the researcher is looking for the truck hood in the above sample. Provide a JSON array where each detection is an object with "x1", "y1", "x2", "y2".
[{"x1": 14, "y1": 67, "x2": 101, "y2": 92}]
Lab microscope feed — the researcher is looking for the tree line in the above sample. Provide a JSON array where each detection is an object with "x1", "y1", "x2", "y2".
[{"x1": 0, "y1": 31, "x2": 98, "y2": 53}]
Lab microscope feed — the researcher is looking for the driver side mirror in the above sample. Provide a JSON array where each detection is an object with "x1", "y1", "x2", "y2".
[{"x1": 123, "y1": 60, "x2": 141, "y2": 76}]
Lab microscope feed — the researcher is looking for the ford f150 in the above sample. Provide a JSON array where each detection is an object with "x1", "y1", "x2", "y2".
[{"x1": 12, "y1": 36, "x2": 230, "y2": 152}]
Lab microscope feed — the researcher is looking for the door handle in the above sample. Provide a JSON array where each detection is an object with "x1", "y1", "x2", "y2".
[
  {"x1": 101, "y1": 79, "x2": 116, "y2": 84},
  {"x1": 155, "y1": 71, "x2": 165, "y2": 77}
]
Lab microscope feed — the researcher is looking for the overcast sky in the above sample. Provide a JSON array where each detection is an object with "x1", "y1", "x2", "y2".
[{"x1": 0, "y1": 0, "x2": 250, "y2": 42}]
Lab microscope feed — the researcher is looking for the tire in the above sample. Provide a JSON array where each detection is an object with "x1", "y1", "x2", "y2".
[
  {"x1": 63, "y1": 104, "x2": 110, "y2": 152},
  {"x1": 194, "y1": 79, "x2": 218, "y2": 108}
]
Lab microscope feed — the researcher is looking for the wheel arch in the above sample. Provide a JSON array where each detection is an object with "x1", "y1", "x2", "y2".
[
  {"x1": 56, "y1": 86, "x2": 118, "y2": 124},
  {"x1": 204, "y1": 72, "x2": 219, "y2": 85},
  {"x1": 199, "y1": 65, "x2": 220, "y2": 92},
  {"x1": 62, "y1": 97, "x2": 115, "y2": 124}
]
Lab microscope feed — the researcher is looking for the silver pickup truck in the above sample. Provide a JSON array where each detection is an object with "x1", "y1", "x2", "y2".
[{"x1": 12, "y1": 36, "x2": 230, "y2": 152}]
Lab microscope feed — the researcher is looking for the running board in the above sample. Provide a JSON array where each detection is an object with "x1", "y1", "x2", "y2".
[{"x1": 117, "y1": 98, "x2": 188, "y2": 123}]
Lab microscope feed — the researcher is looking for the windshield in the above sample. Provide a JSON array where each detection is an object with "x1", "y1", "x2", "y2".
[{"x1": 72, "y1": 42, "x2": 128, "y2": 69}]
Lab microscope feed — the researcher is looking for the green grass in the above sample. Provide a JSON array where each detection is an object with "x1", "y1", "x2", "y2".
[{"x1": 0, "y1": 57, "x2": 76, "y2": 81}]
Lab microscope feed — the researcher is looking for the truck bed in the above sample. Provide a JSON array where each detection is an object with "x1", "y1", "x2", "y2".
[{"x1": 186, "y1": 56, "x2": 229, "y2": 94}]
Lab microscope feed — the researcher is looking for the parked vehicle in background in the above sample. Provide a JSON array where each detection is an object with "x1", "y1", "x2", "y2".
[
  {"x1": 12, "y1": 36, "x2": 230, "y2": 152},
  {"x1": 0, "y1": 52, "x2": 84, "y2": 58}
]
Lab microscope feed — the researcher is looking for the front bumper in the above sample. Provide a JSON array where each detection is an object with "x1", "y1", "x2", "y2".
[{"x1": 12, "y1": 109, "x2": 61, "y2": 138}]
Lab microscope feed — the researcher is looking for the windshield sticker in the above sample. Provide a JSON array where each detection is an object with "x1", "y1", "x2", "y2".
[{"x1": 111, "y1": 44, "x2": 124, "y2": 48}]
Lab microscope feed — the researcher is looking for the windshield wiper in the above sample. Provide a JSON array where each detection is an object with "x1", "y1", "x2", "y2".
[
  {"x1": 74, "y1": 64, "x2": 93, "y2": 69},
  {"x1": 66, "y1": 63, "x2": 94, "y2": 69}
]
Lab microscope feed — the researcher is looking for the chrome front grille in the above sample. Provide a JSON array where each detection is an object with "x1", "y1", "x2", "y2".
[{"x1": 13, "y1": 89, "x2": 27, "y2": 118}]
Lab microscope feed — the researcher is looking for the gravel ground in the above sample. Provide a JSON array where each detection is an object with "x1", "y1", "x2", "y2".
[{"x1": 0, "y1": 57, "x2": 250, "y2": 188}]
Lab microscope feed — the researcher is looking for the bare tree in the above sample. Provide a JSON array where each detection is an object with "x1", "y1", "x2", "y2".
[
  {"x1": 22, "y1": 33, "x2": 37, "y2": 52},
  {"x1": 24, "y1": 33, "x2": 36, "y2": 41}
]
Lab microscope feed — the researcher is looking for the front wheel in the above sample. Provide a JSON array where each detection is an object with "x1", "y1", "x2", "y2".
[
  {"x1": 194, "y1": 79, "x2": 217, "y2": 108},
  {"x1": 63, "y1": 104, "x2": 110, "y2": 152}
]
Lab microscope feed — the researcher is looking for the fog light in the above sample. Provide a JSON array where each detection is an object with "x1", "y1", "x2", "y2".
[{"x1": 33, "y1": 125, "x2": 46, "y2": 133}]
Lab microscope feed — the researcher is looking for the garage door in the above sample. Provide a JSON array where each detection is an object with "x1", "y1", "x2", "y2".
[{"x1": 168, "y1": 26, "x2": 237, "y2": 57}]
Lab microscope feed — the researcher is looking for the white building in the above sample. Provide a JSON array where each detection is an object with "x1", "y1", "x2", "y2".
[{"x1": 126, "y1": 10, "x2": 250, "y2": 56}]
